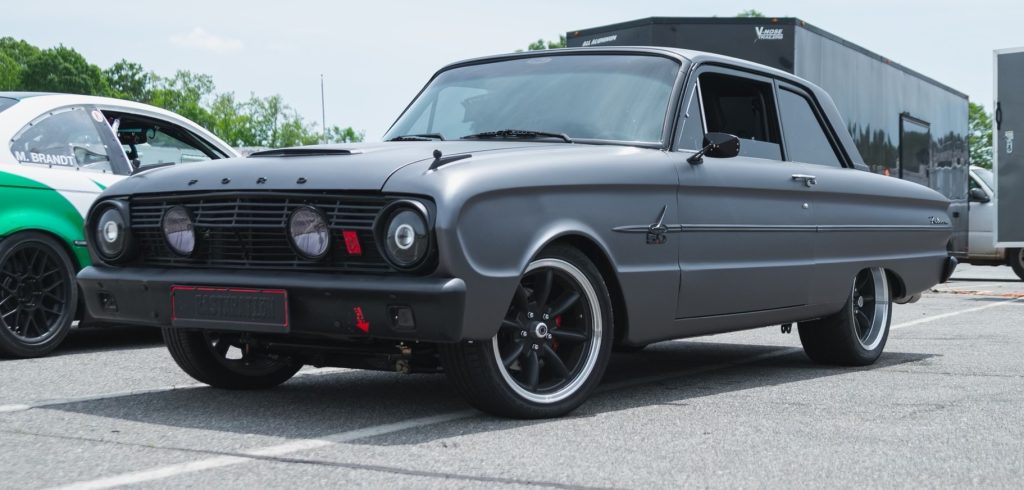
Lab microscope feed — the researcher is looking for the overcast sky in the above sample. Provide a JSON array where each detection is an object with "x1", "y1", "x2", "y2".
[{"x1": 6, "y1": 0, "x2": 1021, "y2": 140}]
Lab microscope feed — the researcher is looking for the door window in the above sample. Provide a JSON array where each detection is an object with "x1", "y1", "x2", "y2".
[
  {"x1": 777, "y1": 88, "x2": 842, "y2": 167},
  {"x1": 10, "y1": 107, "x2": 126, "y2": 174},
  {"x1": 123, "y1": 127, "x2": 212, "y2": 168},
  {"x1": 698, "y1": 72, "x2": 782, "y2": 160}
]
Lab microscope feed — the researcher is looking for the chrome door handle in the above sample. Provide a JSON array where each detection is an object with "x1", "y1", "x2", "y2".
[{"x1": 791, "y1": 174, "x2": 817, "y2": 187}]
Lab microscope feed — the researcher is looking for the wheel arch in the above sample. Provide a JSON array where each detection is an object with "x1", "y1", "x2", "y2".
[{"x1": 885, "y1": 269, "x2": 908, "y2": 301}]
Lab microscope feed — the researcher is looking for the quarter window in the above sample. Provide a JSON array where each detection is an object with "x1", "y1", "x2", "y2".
[
  {"x1": 10, "y1": 107, "x2": 119, "y2": 174},
  {"x1": 698, "y1": 73, "x2": 782, "y2": 160},
  {"x1": 777, "y1": 89, "x2": 842, "y2": 167}
]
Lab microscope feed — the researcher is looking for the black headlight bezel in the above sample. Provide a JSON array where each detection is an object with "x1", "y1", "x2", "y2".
[
  {"x1": 373, "y1": 199, "x2": 436, "y2": 273},
  {"x1": 161, "y1": 205, "x2": 197, "y2": 257},
  {"x1": 87, "y1": 199, "x2": 135, "y2": 264},
  {"x1": 286, "y1": 205, "x2": 332, "y2": 261}
]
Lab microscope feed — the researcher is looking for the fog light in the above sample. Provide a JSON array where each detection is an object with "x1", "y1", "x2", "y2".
[{"x1": 389, "y1": 306, "x2": 416, "y2": 330}]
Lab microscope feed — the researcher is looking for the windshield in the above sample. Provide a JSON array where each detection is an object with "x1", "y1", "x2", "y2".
[
  {"x1": 974, "y1": 167, "x2": 994, "y2": 189},
  {"x1": 0, "y1": 97, "x2": 17, "y2": 113},
  {"x1": 386, "y1": 54, "x2": 681, "y2": 144}
]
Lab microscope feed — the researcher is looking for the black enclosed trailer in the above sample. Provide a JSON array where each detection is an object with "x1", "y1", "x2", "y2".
[{"x1": 568, "y1": 17, "x2": 970, "y2": 256}]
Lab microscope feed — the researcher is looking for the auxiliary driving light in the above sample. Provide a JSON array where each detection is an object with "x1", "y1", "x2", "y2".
[
  {"x1": 161, "y1": 206, "x2": 195, "y2": 256},
  {"x1": 288, "y1": 207, "x2": 330, "y2": 259}
]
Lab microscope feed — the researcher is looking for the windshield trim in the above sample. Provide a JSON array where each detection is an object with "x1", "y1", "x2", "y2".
[{"x1": 384, "y1": 51, "x2": 688, "y2": 150}]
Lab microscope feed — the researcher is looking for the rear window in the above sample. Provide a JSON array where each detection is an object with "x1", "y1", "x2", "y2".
[{"x1": 0, "y1": 97, "x2": 17, "y2": 113}]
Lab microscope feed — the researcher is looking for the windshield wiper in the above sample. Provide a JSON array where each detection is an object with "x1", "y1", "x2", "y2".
[
  {"x1": 461, "y1": 129, "x2": 573, "y2": 143},
  {"x1": 388, "y1": 133, "x2": 446, "y2": 141}
]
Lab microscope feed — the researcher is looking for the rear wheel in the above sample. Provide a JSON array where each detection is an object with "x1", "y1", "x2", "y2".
[
  {"x1": 0, "y1": 232, "x2": 78, "y2": 358},
  {"x1": 162, "y1": 329, "x2": 301, "y2": 389},
  {"x1": 1008, "y1": 249, "x2": 1024, "y2": 281},
  {"x1": 798, "y1": 267, "x2": 892, "y2": 366},
  {"x1": 440, "y1": 245, "x2": 614, "y2": 418}
]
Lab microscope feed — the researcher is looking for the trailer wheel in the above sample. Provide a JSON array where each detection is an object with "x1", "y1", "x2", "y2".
[{"x1": 1008, "y1": 249, "x2": 1024, "y2": 281}]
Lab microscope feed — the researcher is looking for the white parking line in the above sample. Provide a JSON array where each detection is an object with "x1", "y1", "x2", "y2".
[
  {"x1": 45, "y1": 296, "x2": 1024, "y2": 489},
  {"x1": 49, "y1": 411, "x2": 475, "y2": 490}
]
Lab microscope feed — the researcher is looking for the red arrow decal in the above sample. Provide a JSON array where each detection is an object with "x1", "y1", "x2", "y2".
[{"x1": 354, "y1": 306, "x2": 370, "y2": 333}]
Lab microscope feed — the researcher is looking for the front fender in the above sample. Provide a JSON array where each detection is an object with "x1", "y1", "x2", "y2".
[{"x1": 0, "y1": 173, "x2": 88, "y2": 267}]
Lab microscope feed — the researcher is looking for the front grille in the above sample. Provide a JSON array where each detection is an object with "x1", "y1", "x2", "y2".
[{"x1": 129, "y1": 192, "x2": 395, "y2": 273}]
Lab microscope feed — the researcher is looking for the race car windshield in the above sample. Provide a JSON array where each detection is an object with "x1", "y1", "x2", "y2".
[
  {"x1": 386, "y1": 54, "x2": 680, "y2": 145},
  {"x1": 0, "y1": 97, "x2": 17, "y2": 113}
]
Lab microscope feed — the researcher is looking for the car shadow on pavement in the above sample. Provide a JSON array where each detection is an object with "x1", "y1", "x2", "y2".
[
  {"x1": 45, "y1": 340, "x2": 934, "y2": 444},
  {"x1": 56, "y1": 326, "x2": 164, "y2": 356}
]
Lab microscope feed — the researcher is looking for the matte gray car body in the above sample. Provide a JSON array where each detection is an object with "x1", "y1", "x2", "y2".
[{"x1": 79, "y1": 47, "x2": 953, "y2": 347}]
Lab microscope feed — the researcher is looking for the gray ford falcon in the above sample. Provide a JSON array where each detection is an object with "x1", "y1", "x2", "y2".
[{"x1": 77, "y1": 47, "x2": 957, "y2": 418}]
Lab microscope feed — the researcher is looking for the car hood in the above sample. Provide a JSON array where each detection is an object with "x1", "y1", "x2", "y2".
[{"x1": 101, "y1": 141, "x2": 551, "y2": 196}]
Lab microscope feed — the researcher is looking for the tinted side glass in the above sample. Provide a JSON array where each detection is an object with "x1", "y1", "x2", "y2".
[
  {"x1": 778, "y1": 89, "x2": 842, "y2": 167},
  {"x1": 10, "y1": 107, "x2": 119, "y2": 174},
  {"x1": 0, "y1": 97, "x2": 17, "y2": 113},
  {"x1": 127, "y1": 128, "x2": 212, "y2": 168},
  {"x1": 699, "y1": 73, "x2": 781, "y2": 160}
]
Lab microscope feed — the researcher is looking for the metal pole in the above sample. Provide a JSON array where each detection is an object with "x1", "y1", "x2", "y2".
[{"x1": 320, "y1": 74, "x2": 327, "y2": 144}]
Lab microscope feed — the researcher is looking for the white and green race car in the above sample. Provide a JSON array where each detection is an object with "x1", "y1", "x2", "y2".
[{"x1": 0, "y1": 92, "x2": 237, "y2": 357}]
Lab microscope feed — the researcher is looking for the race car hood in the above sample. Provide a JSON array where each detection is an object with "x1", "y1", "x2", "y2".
[{"x1": 100, "y1": 141, "x2": 547, "y2": 196}]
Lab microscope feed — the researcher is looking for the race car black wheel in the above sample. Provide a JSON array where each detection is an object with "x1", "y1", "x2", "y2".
[
  {"x1": 1008, "y1": 249, "x2": 1024, "y2": 281},
  {"x1": 0, "y1": 232, "x2": 78, "y2": 358},
  {"x1": 440, "y1": 245, "x2": 614, "y2": 418},
  {"x1": 798, "y1": 267, "x2": 892, "y2": 366},
  {"x1": 163, "y1": 329, "x2": 301, "y2": 389}
]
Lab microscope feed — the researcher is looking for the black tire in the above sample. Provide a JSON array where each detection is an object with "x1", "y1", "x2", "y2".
[
  {"x1": 1008, "y1": 249, "x2": 1024, "y2": 281},
  {"x1": 162, "y1": 328, "x2": 301, "y2": 389},
  {"x1": 440, "y1": 245, "x2": 614, "y2": 419},
  {"x1": 798, "y1": 267, "x2": 892, "y2": 366},
  {"x1": 0, "y1": 232, "x2": 78, "y2": 358}
]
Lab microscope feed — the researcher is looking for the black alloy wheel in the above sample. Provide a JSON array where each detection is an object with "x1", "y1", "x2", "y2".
[
  {"x1": 0, "y1": 232, "x2": 77, "y2": 358},
  {"x1": 799, "y1": 267, "x2": 892, "y2": 366},
  {"x1": 440, "y1": 245, "x2": 614, "y2": 418},
  {"x1": 494, "y1": 258, "x2": 599, "y2": 399}
]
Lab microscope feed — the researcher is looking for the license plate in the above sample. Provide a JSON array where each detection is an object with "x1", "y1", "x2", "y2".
[{"x1": 171, "y1": 286, "x2": 288, "y2": 331}]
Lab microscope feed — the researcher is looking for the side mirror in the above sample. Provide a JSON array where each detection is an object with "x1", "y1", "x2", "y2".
[
  {"x1": 969, "y1": 187, "x2": 991, "y2": 203},
  {"x1": 687, "y1": 132, "x2": 741, "y2": 164}
]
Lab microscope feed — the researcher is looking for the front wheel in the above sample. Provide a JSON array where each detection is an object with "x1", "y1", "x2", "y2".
[
  {"x1": 1008, "y1": 249, "x2": 1024, "y2": 281},
  {"x1": 162, "y1": 329, "x2": 301, "y2": 389},
  {"x1": 798, "y1": 267, "x2": 892, "y2": 366},
  {"x1": 440, "y1": 245, "x2": 614, "y2": 419},
  {"x1": 0, "y1": 232, "x2": 78, "y2": 358}
]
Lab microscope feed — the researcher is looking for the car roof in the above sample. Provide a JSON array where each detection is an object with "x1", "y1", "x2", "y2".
[{"x1": 0, "y1": 92, "x2": 59, "y2": 100}]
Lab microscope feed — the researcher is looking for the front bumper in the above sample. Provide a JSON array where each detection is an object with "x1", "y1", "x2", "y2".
[{"x1": 77, "y1": 266, "x2": 467, "y2": 342}]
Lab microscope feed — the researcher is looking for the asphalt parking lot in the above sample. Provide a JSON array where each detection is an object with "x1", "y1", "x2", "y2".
[{"x1": 1, "y1": 264, "x2": 1022, "y2": 489}]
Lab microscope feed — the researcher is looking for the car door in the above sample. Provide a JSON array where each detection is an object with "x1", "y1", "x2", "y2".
[
  {"x1": 968, "y1": 168, "x2": 997, "y2": 258},
  {"x1": 95, "y1": 106, "x2": 235, "y2": 172},
  {"x1": 671, "y1": 66, "x2": 814, "y2": 321}
]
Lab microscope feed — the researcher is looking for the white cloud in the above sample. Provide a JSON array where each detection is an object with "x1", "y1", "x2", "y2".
[{"x1": 169, "y1": 27, "x2": 243, "y2": 55}]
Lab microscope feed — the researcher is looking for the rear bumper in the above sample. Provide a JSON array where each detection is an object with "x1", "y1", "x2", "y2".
[{"x1": 77, "y1": 266, "x2": 466, "y2": 342}]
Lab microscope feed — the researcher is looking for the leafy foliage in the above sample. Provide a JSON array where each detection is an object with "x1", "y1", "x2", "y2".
[
  {"x1": 969, "y1": 102, "x2": 993, "y2": 169},
  {"x1": 519, "y1": 35, "x2": 567, "y2": 52},
  {"x1": 0, "y1": 37, "x2": 362, "y2": 148},
  {"x1": 736, "y1": 9, "x2": 766, "y2": 18}
]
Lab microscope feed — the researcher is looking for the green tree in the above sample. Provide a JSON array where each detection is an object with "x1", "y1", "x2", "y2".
[
  {"x1": 104, "y1": 60, "x2": 157, "y2": 102},
  {"x1": 969, "y1": 102, "x2": 993, "y2": 169},
  {"x1": 737, "y1": 9, "x2": 766, "y2": 17},
  {"x1": 20, "y1": 46, "x2": 109, "y2": 95},
  {"x1": 520, "y1": 34, "x2": 567, "y2": 52},
  {"x1": 149, "y1": 70, "x2": 215, "y2": 126},
  {"x1": 0, "y1": 53, "x2": 19, "y2": 90},
  {"x1": 325, "y1": 125, "x2": 364, "y2": 144}
]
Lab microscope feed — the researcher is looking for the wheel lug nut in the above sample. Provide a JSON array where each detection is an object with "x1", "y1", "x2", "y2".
[
  {"x1": 547, "y1": 334, "x2": 552, "y2": 340},
  {"x1": 520, "y1": 331, "x2": 528, "y2": 337},
  {"x1": 542, "y1": 313, "x2": 549, "y2": 320},
  {"x1": 532, "y1": 344, "x2": 539, "y2": 350},
  {"x1": 527, "y1": 312, "x2": 534, "y2": 319}
]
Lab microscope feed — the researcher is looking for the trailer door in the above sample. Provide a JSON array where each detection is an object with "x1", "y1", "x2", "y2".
[{"x1": 995, "y1": 48, "x2": 1024, "y2": 246}]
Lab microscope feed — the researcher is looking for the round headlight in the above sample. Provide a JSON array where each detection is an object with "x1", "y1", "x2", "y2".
[
  {"x1": 384, "y1": 208, "x2": 429, "y2": 268},
  {"x1": 288, "y1": 207, "x2": 330, "y2": 259},
  {"x1": 162, "y1": 206, "x2": 195, "y2": 256},
  {"x1": 95, "y1": 208, "x2": 126, "y2": 260}
]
